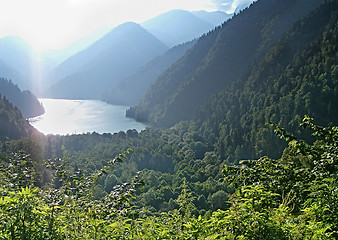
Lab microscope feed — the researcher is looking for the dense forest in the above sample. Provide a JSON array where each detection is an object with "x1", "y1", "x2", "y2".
[
  {"x1": 0, "y1": 0, "x2": 337, "y2": 238},
  {"x1": 0, "y1": 78, "x2": 44, "y2": 118},
  {"x1": 0, "y1": 117, "x2": 336, "y2": 238},
  {"x1": 194, "y1": 0, "x2": 338, "y2": 162}
]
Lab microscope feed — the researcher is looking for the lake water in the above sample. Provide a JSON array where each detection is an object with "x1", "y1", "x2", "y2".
[{"x1": 28, "y1": 98, "x2": 147, "y2": 135}]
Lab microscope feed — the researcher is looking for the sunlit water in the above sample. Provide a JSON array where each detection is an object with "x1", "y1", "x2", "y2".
[{"x1": 28, "y1": 98, "x2": 147, "y2": 135}]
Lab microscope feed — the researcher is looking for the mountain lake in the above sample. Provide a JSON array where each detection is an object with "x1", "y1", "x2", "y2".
[{"x1": 28, "y1": 98, "x2": 148, "y2": 135}]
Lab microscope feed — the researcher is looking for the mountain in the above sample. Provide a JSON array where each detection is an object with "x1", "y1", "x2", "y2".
[
  {"x1": 194, "y1": 0, "x2": 338, "y2": 162},
  {"x1": 44, "y1": 22, "x2": 168, "y2": 99},
  {"x1": 103, "y1": 40, "x2": 197, "y2": 106},
  {"x1": 0, "y1": 78, "x2": 44, "y2": 118},
  {"x1": 141, "y1": 10, "x2": 231, "y2": 47},
  {"x1": 127, "y1": 0, "x2": 327, "y2": 127},
  {"x1": 102, "y1": 10, "x2": 232, "y2": 106},
  {"x1": 0, "y1": 36, "x2": 37, "y2": 90}
]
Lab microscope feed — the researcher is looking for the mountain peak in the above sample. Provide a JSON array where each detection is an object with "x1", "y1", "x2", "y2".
[
  {"x1": 114, "y1": 21, "x2": 140, "y2": 29},
  {"x1": 44, "y1": 19, "x2": 168, "y2": 99},
  {"x1": 141, "y1": 9, "x2": 215, "y2": 47}
]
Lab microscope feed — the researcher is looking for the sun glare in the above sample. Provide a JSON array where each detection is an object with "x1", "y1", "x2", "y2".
[{"x1": 0, "y1": 0, "x2": 217, "y2": 51}]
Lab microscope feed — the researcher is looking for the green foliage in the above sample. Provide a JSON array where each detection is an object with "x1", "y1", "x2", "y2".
[
  {"x1": 223, "y1": 116, "x2": 337, "y2": 239},
  {"x1": 0, "y1": 187, "x2": 51, "y2": 239},
  {"x1": 176, "y1": 178, "x2": 196, "y2": 218},
  {"x1": 0, "y1": 149, "x2": 145, "y2": 239},
  {"x1": 40, "y1": 125, "x2": 226, "y2": 215},
  {"x1": 0, "y1": 117, "x2": 336, "y2": 239},
  {"x1": 0, "y1": 152, "x2": 36, "y2": 189}
]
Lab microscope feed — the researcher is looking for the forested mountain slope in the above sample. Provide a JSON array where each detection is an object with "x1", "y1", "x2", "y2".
[
  {"x1": 103, "y1": 40, "x2": 197, "y2": 105},
  {"x1": 44, "y1": 22, "x2": 168, "y2": 99},
  {"x1": 0, "y1": 96, "x2": 39, "y2": 140},
  {"x1": 0, "y1": 78, "x2": 44, "y2": 118},
  {"x1": 127, "y1": 0, "x2": 326, "y2": 127},
  {"x1": 194, "y1": 0, "x2": 338, "y2": 162}
]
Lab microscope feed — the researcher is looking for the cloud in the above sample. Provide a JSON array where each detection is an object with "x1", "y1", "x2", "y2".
[
  {"x1": 209, "y1": 0, "x2": 255, "y2": 13},
  {"x1": 209, "y1": 0, "x2": 233, "y2": 12}
]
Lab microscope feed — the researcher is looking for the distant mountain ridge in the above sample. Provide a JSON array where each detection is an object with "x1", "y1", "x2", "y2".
[
  {"x1": 0, "y1": 9, "x2": 232, "y2": 101},
  {"x1": 44, "y1": 10, "x2": 232, "y2": 100},
  {"x1": 100, "y1": 10, "x2": 231, "y2": 105},
  {"x1": 44, "y1": 22, "x2": 168, "y2": 99}
]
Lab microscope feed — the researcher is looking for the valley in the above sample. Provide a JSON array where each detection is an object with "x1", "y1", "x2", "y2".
[{"x1": 0, "y1": 0, "x2": 337, "y2": 238}]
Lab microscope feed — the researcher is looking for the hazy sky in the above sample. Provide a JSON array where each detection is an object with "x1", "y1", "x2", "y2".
[{"x1": 0, "y1": 0, "x2": 253, "y2": 51}]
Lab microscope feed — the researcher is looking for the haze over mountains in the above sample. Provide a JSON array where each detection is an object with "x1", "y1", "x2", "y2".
[
  {"x1": 103, "y1": 40, "x2": 197, "y2": 106},
  {"x1": 43, "y1": 22, "x2": 168, "y2": 99},
  {"x1": 0, "y1": 9, "x2": 232, "y2": 100},
  {"x1": 42, "y1": 9, "x2": 232, "y2": 100},
  {"x1": 0, "y1": 36, "x2": 38, "y2": 91},
  {"x1": 40, "y1": 28, "x2": 110, "y2": 69}
]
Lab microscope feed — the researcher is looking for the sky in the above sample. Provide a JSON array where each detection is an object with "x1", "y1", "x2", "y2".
[{"x1": 0, "y1": 0, "x2": 253, "y2": 52}]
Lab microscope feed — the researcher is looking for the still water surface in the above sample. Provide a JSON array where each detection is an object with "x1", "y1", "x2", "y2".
[{"x1": 29, "y1": 98, "x2": 147, "y2": 135}]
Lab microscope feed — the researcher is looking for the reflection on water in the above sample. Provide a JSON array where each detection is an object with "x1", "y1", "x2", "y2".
[{"x1": 28, "y1": 98, "x2": 147, "y2": 135}]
